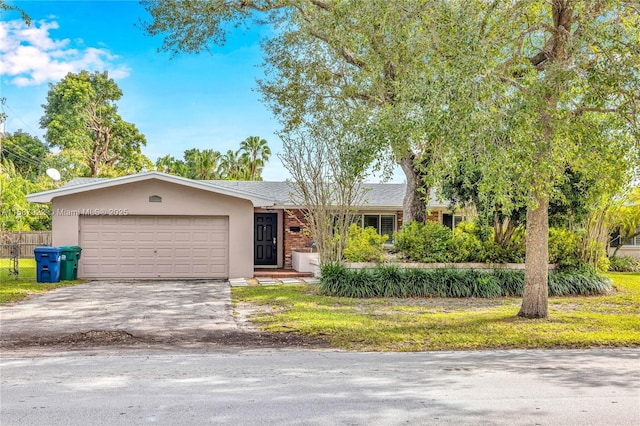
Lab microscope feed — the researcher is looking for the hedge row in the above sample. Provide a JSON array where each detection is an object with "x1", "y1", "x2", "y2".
[{"x1": 319, "y1": 263, "x2": 612, "y2": 298}]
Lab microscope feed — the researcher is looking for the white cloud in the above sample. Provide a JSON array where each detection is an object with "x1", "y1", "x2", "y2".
[{"x1": 0, "y1": 19, "x2": 130, "y2": 86}]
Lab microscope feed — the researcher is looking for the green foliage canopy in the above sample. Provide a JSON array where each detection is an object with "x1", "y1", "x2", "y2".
[
  {"x1": 40, "y1": 70, "x2": 152, "y2": 177},
  {"x1": 0, "y1": 130, "x2": 49, "y2": 181}
]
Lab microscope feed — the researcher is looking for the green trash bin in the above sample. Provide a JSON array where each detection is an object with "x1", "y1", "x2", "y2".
[{"x1": 59, "y1": 245, "x2": 82, "y2": 280}]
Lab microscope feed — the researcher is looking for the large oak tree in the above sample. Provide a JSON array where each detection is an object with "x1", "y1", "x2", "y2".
[
  {"x1": 40, "y1": 71, "x2": 151, "y2": 177},
  {"x1": 141, "y1": 0, "x2": 438, "y2": 222}
]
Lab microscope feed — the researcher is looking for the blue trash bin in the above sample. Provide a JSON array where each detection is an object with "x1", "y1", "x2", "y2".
[{"x1": 34, "y1": 246, "x2": 62, "y2": 283}]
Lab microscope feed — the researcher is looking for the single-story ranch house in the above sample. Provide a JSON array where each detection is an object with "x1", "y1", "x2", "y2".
[{"x1": 27, "y1": 171, "x2": 464, "y2": 279}]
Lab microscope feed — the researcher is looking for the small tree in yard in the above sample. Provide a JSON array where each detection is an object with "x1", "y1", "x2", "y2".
[{"x1": 280, "y1": 126, "x2": 371, "y2": 266}]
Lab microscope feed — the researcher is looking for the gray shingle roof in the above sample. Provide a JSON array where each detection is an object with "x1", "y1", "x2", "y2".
[
  {"x1": 201, "y1": 180, "x2": 415, "y2": 208},
  {"x1": 65, "y1": 177, "x2": 106, "y2": 187},
  {"x1": 61, "y1": 174, "x2": 447, "y2": 208}
]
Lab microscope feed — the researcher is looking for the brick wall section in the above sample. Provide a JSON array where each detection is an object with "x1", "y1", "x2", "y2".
[
  {"x1": 396, "y1": 210, "x2": 439, "y2": 228},
  {"x1": 282, "y1": 208, "x2": 434, "y2": 268},
  {"x1": 427, "y1": 211, "x2": 440, "y2": 223},
  {"x1": 283, "y1": 209, "x2": 314, "y2": 269}
]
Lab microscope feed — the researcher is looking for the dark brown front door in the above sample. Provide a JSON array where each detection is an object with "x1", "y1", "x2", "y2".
[{"x1": 254, "y1": 213, "x2": 277, "y2": 265}]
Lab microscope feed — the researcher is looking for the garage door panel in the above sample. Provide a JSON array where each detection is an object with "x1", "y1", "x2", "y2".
[
  {"x1": 156, "y1": 232, "x2": 173, "y2": 242},
  {"x1": 173, "y1": 264, "x2": 190, "y2": 274},
  {"x1": 137, "y1": 217, "x2": 156, "y2": 226},
  {"x1": 174, "y1": 248, "x2": 191, "y2": 257},
  {"x1": 120, "y1": 232, "x2": 137, "y2": 242},
  {"x1": 116, "y1": 216, "x2": 138, "y2": 226},
  {"x1": 99, "y1": 217, "x2": 120, "y2": 225},
  {"x1": 119, "y1": 248, "x2": 137, "y2": 257},
  {"x1": 192, "y1": 265, "x2": 209, "y2": 274},
  {"x1": 79, "y1": 216, "x2": 229, "y2": 278},
  {"x1": 82, "y1": 232, "x2": 101, "y2": 242},
  {"x1": 210, "y1": 232, "x2": 227, "y2": 242},
  {"x1": 211, "y1": 247, "x2": 226, "y2": 256},
  {"x1": 155, "y1": 248, "x2": 173, "y2": 257},
  {"x1": 82, "y1": 264, "x2": 101, "y2": 275},
  {"x1": 99, "y1": 263, "x2": 123, "y2": 274},
  {"x1": 210, "y1": 265, "x2": 227, "y2": 274},
  {"x1": 192, "y1": 233, "x2": 211, "y2": 243},
  {"x1": 137, "y1": 248, "x2": 156, "y2": 259},
  {"x1": 156, "y1": 264, "x2": 173, "y2": 274},
  {"x1": 110, "y1": 263, "x2": 151, "y2": 274},
  {"x1": 189, "y1": 217, "x2": 211, "y2": 226},
  {"x1": 174, "y1": 233, "x2": 190, "y2": 242},
  {"x1": 100, "y1": 232, "x2": 119, "y2": 242},
  {"x1": 191, "y1": 247, "x2": 211, "y2": 258},
  {"x1": 138, "y1": 232, "x2": 156, "y2": 242},
  {"x1": 100, "y1": 247, "x2": 118, "y2": 257}
]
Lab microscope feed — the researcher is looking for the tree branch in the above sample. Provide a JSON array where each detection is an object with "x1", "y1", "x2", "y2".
[
  {"x1": 504, "y1": 23, "x2": 547, "y2": 69},
  {"x1": 499, "y1": 76, "x2": 527, "y2": 92},
  {"x1": 572, "y1": 106, "x2": 619, "y2": 116},
  {"x1": 291, "y1": 2, "x2": 367, "y2": 70},
  {"x1": 309, "y1": 0, "x2": 331, "y2": 11},
  {"x1": 340, "y1": 47, "x2": 366, "y2": 69}
]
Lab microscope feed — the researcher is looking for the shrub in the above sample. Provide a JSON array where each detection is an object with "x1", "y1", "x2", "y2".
[
  {"x1": 548, "y1": 228, "x2": 582, "y2": 268},
  {"x1": 394, "y1": 221, "x2": 453, "y2": 262},
  {"x1": 480, "y1": 240, "x2": 525, "y2": 263},
  {"x1": 608, "y1": 256, "x2": 640, "y2": 272},
  {"x1": 343, "y1": 224, "x2": 388, "y2": 262},
  {"x1": 450, "y1": 222, "x2": 484, "y2": 262},
  {"x1": 394, "y1": 220, "x2": 603, "y2": 269},
  {"x1": 319, "y1": 264, "x2": 611, "y2": 298},
  {"x1": 444, "y1": 220, "x2": 526, "y2": 263}
]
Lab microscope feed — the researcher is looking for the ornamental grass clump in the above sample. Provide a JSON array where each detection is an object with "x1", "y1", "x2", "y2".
[
  {"x1": 548, "y1": 268, "x2": 612, "y2": 296},
  {"x1": 608, "y1": 256, "x2": 640, "y2": 272},
  {"x1": 319, "y1": 264, "x2": 611, "y2": 298}
]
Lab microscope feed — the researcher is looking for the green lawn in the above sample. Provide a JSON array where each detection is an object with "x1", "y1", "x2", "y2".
[
  {"x1": 0, "y1": 258, "x2": 83, "y2": 304},
  {"x1": 233, "y1": 272, "x2": 640, "y2": 351}
]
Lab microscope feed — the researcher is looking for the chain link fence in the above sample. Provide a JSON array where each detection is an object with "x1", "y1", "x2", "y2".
[{"x1": 1, "y1": 232, "x2": 52, "y2": 279}]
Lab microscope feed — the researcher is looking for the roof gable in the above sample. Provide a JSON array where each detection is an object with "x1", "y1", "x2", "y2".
[
  {"x1": 27, "y1": 172, "x2": 449, "y2": 209},
  {"x1": 26, "y1": 172, "x2": 277, "y2": 207}
]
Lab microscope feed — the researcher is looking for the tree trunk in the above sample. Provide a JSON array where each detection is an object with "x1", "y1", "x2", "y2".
[
  {"x1": 399, "y1": 152, "x2": 428, "y2": 223},
  {"x1": 89, "y1": 160, "x2": 99, "y2": 177},
  {"x1": 518, "y1": 192, "x2": 550, "y2": 319}
]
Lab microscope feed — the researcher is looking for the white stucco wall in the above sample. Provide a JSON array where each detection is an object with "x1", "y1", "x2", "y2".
[
  {"x1": 610, "y1": 246, "x2": 640, "y2": 260},
  {"x1": 51, "y1": 179, "x2": 255, "y2": 278}
]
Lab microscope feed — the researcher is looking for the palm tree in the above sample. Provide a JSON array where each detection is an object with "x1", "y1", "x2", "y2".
[
  {"x1": 155, "y1": 154, "x2": 186, "y2": 176},
  {"x1": 219, "y1": 149, "x2": 248, "y2": 180},
  {"x1": 184, "y1": 148, "x2": 221, "y2": 180},
  {"x1": 239, "y1": 136, "x2": 271, "y2": 180},
  {"x1": 195, "y1": 149, "x2": 222, "y2": 180}
]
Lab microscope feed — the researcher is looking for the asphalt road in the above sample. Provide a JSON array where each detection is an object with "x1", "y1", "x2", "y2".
[{"x1": 1, "y1": 348, "x2": 638, "y2": 425}]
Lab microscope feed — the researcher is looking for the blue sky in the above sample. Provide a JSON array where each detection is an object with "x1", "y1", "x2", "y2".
[
  {"x1": 0, "y1": 0, "x2": 290, "y2": 180},
  {"x1": 1, "y1": 1, "x2": 403, "y2": 182}
]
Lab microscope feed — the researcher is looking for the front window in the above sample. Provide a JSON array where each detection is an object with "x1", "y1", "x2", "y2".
[
  {"x1": 362, "y1": 214, "x2": 396, "y2": 243},
  {"x1": 333, "y1": 213, "x2": 397, "y2": 243},
  {"x1": 442, "y1": 213, "x2": 464, "y2": 230},
  {"x1": 625, "y1": 227, "x2": 640, "y2": 246}
]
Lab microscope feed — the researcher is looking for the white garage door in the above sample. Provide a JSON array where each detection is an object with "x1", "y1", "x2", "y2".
[{"x1": 79, "y1": 215, "x2": 229, "y2": 278}]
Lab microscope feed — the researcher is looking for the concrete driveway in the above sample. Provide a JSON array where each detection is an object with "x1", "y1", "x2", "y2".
[{"x1": 0, "y1": 280, "x2": 236, "y2": 345}]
